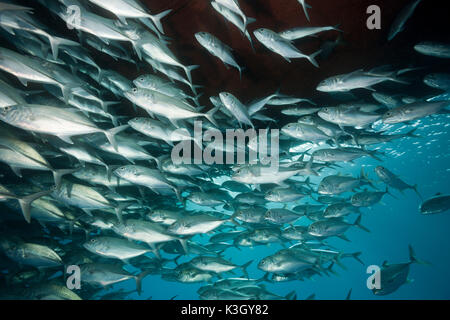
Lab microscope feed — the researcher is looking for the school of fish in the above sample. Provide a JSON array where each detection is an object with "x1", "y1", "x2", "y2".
[{"x1": 0, "y1": 0, "x2": 449, "y2": 300}]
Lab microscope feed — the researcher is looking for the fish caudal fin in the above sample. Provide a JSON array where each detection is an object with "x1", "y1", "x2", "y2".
[
  {"x1": 183, "y1": 65, "x2": 199, "y2": 86},
  {"x1": 308, "y1": 49, "x2": 322, "y2": 68},
  {"x1": 408, "y1": 245, "x2": 431, "y2": 265},
  {"x1": 103, "y1": 124, "x2": 129, "y2": 151},
  {"x1": 18, "y1": 189, "x2": 53, "y2": 223},
  {"x1": 351, "y1": 252, "x2": 364, "y2": 265},
  {"x1": 115, "y1": 202, "x2": 131, "y2": 224},
  {"x1": 240, "y1": 260, "x2": 253, "y2": 279},
  {"x1": 411, "y1": 184, "x2": 423, "y2": 201},
  {"x1": 301, "y1": 1, "x2": 312, "y2": 21},
  {"x1": 52, "y1": 168, "x2": 79, "y2": 190},
  {"x1": 148, "y1": 9, "x2": 172, "y2": 34},
  {"x1": 285, "y1": 290, "x2": 297, "y2": 300},
  {"x1": 48, "y1": 36, "x2": 79, "y2": 60},
  {"x1": 179, "y1": 239, "x2": 189, "y2": 254},
  {"x1": 135, "y1": 270, "x2": 153, "y2": 296},
  {"x1": 305, "y1": 293, "x2": 316, "y2": 300},
  {"x1": 346, "y1": 289, "x2": 352, "y2": 300},
  {"x1": 354, "y1": 215, "x2": 370, "y2": 232},
  {"x1": 204, "y1": 106, "x2": 220, "y2": 127}
]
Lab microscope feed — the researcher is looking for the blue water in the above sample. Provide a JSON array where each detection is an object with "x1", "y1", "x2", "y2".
[{"x1": 109, "y1": 113, "x2": 450, "y2": 300}]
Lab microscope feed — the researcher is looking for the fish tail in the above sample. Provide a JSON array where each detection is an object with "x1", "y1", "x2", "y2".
[
  {"x1": 306, "y1": 155, "x2": 319, "y2": 176},
  {"x1": 408, "y1": 245, "x2": 431, "y2": 265},
  {"x1": 346, "y1": 289, "x2": 352, "y2": 300},
  {"x1": 173, "y1": 187, "x2": 183, "y2": 203},
  {"x1": 0, "y1": 3, "x2": 33, "y2": 12},
  {"x1": 301, "y1": 1, "x2": 312, "y2": 21},
  {"x1": 238, "y1": 65, "x2": 243, "y2": 81},
  {"x1": 305, "y1": 293, "x2": 316, "y2": 300},
  {"x1": 333, "y1": 23, "x2": 344, "y2": 33},
  {"x1": 360, "y1": 167, "x2": 376, "y2": 188},
  {"x1": 406, "y1": 128, "x2": 421, "y2": 138},
  {"x1": 326, "y1": 262, "x2": 339, "y2": 276},
  {"x1": 257, "y1": 272, "x2": 271, "y2": 283},
  {"x1": 387, "y1": 72, "x2": 410, "y2": 85},
  {"x1": 131, "y1": 40, "x2": 143, "y2": 60},
  {"x1": 411, "y1": 184, "x2": 423, "y2": 200},
  {"x1": 246, "y1": 32, "x2": 256, "y2": 53},
  {"x1": 334, "y1": 256, "x2": 348, "y2": 270},
  {"x1": 188, "y1": 92, "x2": 204, "y2": 107},
  {"x1": 240, "y1": 260, "x2": 253, "y2": 279},
  {"x1": 106, "y1": 164, "x2": 121, "y2": 182},
  {"x1": 17, "y1": 189, "x2": 53, "y2": 223},
  {"x1": 101, "y1": 100, "x2": 120, "y2": 112},
  {"x1": 148, "y1": 243, "x2": 161, "y2": 260},
  {"x1": 135, "y1": 270, "x2": 153, "y2": 296},
  {"x1": 109, "y1": 114, "x2": 119, "y2": 127},
  {"x1": 285, "y1": 290, "x2": 297, "y2": 300},
  {"x1": 351, "y1": 252, "x2": 365, "y2": 265},
  {"x1": 52, "y1": 168, "x2": 79, "y2": 190},
  {"x1": 48, "y1": 36, "x2": 78, "y2": 60},
  {"x1": 385, "y1": 186, "x2": 398, "y2": 199},
  {"x1": 60, "y1": 84, "x2": 79, "y2": 104},
  {"x1": 103, "y1": 124, "x2": 129, "y2": 151},
  {"x1": 95, "y1": 68, "x2": 103, "y2": 82},
  {"x1": 354, "y1": 214, "x2": 370, "y2": 232},
  {"x1": 148, "y1": 9, "x2": 172, "y2": 34},
  {"x1": 304, "y1": 176, "x2": 314, "y2": 189},
  {"x1": 204, "y1": 106, "x2": 220, "y2": 127},
  {"x1": 183, "y1": 65, "x2": 199, "y2": 86},
  {"x1": 179, "y1": 239, "x2": 189, "y2": 254},
  {"x1": 115, "y1": 202, "x2": 131, "y2": 224},
  {"x1": 308, "y1": 49, "x2": 322, "y2": 68},
  {"x1": 368, "y1": 149, "x2": 384, "y2": 162}
]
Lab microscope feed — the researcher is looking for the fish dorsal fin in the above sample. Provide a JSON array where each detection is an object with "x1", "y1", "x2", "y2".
[
  {"x1": 382, "y1": 260, "x2": 389, "y2": 267},
  {"x1": 435, "y1": 192, "x2": 442, "y2": 196}
]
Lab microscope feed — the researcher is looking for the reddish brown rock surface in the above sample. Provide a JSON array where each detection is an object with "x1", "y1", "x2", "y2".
[
  {"x1": 10, "y1": 0, "x2": 450, "y2": 107},
  {"x1": 135, "y1": 0, "x2": 448, "y2": 104}
]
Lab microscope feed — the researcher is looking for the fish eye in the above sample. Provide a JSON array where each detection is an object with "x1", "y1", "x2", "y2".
[{"x1": 132, "y1": 88, "x2": 138, "y2": 93}]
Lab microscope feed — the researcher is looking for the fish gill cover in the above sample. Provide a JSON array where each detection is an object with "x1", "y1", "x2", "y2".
[{"x1": 0, "y1": 0, "x2": 449, "y2": 300}]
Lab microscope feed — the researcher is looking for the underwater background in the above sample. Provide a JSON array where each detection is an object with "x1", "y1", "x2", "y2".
[{"x1": 0, "y1": 0, "x2": 449, "y2": 300}]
